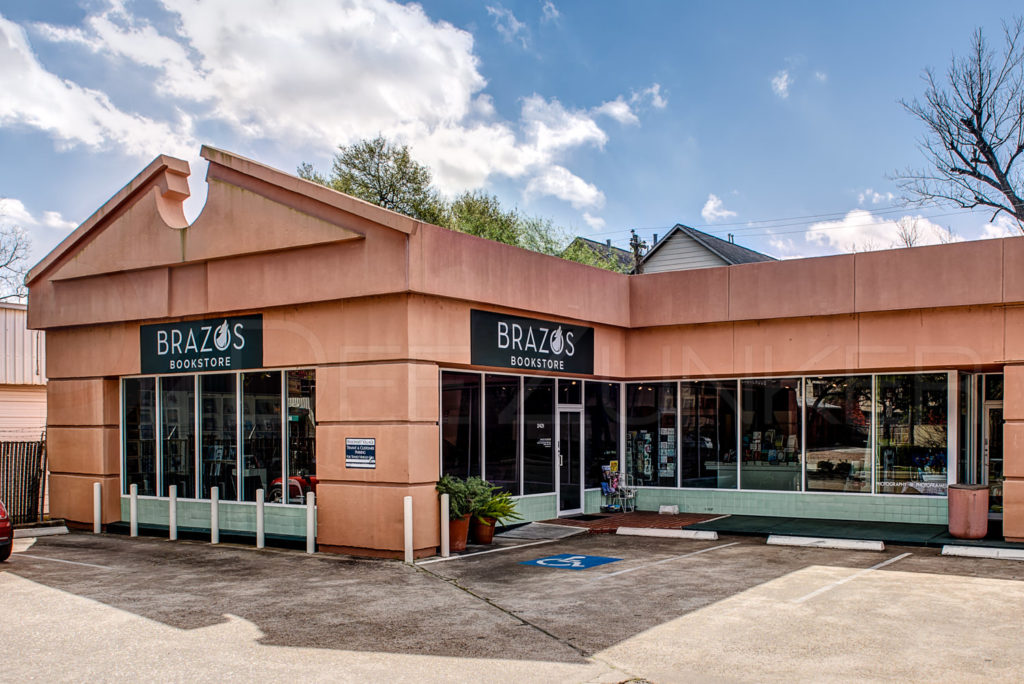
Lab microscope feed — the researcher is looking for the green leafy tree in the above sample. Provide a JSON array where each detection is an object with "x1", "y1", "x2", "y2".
[
  {"x1": 300, "y1": 136, "x2": 627, "y2": 273},
  {"x1": 300, "y1": 135, "x2": 447, "y2": 224},
  {"x1": 561, "y1": 237, "x2": 630, "y2": 273},
  {"x1": 448, "y1": 191, "x2": 520, "y2": 245}
]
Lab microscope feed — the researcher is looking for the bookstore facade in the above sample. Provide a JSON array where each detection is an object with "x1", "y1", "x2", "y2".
[{"x1": 26, "y1": 147, "x2": 1024, "y2": 557}]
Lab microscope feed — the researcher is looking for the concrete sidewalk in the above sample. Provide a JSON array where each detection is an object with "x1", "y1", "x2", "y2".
[{"x1": 686, "y1": 514, "x2": 1024, "y2": 549}]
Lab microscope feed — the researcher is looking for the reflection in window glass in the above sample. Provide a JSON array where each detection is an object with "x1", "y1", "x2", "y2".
[
  {"x1": 242, "y1": 372, "x2": 282, "y2": 502},
  {"x1": 626, "y1": 383, "x2": 677, "y2": 487},
  {"x1": 523, "y1": 377, "x2": 555, "y2": 494},
  {"x1": 160, "y1": 376, "x2": 195, "y2": 498},
  {"x1": 441, "y1": 372, "x2": 481, "y2": 479},
  {"x1": 956, "y1": 373, "x2": 974, "y2": 485},
  {"x1": 201, "y1": 374, "x2": 237, "y2": 500},
  {"x1": 584, "y1": 382, "x2": 620, "y2": 488},
  {"x1": 558, "y1": 379, "x2": 582, "y2": 405},
  {"x1": 680, "y1": 381, "x2": 738, "y2": 489},
  {"x1": 741, "y1": 379, "x2": 801, "y2": 491},
  {"x1": 484, "y1": 375, "x2": 520, "y2": 494},
  {"x1": 286, "y1": 370, "x2": 317, "y2": 504},
  {"x1": 805, "y1": 376, "x2": 871, "y2": 493},
  {"x1": 985, "y1": 374, "x2": 1004, "y2": 401},
  {"x1": 123, "y1": 378, "x2": 156, "y2": 496},
  {"x1": 876, "y1": 373, "x2": 948, "y2": 495}
]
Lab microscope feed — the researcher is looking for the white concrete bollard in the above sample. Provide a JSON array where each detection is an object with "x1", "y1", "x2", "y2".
[
  {"x1": 440, "y1": 493, "x2": 450, "y2": 558},
  {"x1": 168, "y1": 485, "x2": 178, "y2": 541},
  {"x1": 404, "y1": 495, "x2": 414, "y2": 564},
  {"x1": 129, "y1": 483, "x2": 138, "y2": 537},
  {"x1": 256, "y1": 488, "x2": 265, "y2": 549},
  {"x1": 210, "y1": 486, "x2": 219, "y2": 544},
  {"x1": 305, "y1": 491, "x2": 316, "y2": 554},
  {"x1": 93, "y1": 481, "x2": 102, "y2": 534}
]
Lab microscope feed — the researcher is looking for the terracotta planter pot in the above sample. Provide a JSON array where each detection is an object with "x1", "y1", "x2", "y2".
[
  {"x1": 449, "y1": 514, "x2": 471, "y2": 552},
  {"x1": 470, "y1": 516, "x2": 497, "y2": 544},
  {"x1": 948, "y1": 484, "x2": 989, "y2": 540}
]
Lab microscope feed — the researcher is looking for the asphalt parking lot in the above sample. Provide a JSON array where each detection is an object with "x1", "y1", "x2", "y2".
[{"x1": 3, "y1": 530, "x2": 1024, "y2": 682}]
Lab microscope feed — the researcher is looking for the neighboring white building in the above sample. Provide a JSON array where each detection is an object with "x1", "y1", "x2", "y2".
[
  {"x1": 641, "y1": 223, "x2": 775, "y2": 273},
  {"x1": 0, "y1": 302, "x2": 46, "y2": 441}
]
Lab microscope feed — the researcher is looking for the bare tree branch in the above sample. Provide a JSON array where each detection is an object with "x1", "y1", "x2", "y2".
[
  {"x1": 0, "y1": 209, "x2": 30, "y2": 301},
  {"x1": 895, "y1": 18, "x2": 1024, "y2": 232}
]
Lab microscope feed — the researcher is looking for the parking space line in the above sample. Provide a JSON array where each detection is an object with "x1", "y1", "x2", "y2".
[
  {"x1": 416, "y1": 538, "x2": 560, "y2": 565},
  {"x1": 591, "y1": 542, "x2": 740, "y2": 581},
  {"x1": 14, "y1": 553, "x2": 115, "y2": 570},
  {"x1": 792, "y1": 552, "x2": 912, "y2": 604}
]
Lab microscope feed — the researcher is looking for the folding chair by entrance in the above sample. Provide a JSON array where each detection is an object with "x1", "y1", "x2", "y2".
[{"x1": 614, "y1": 473, "x2": 637, "y2": 513}]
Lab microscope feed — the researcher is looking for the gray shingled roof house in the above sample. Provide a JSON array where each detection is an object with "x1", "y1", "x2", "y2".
[{"x1": 640, "y1": 223, "x2": 775, "y2": 273}]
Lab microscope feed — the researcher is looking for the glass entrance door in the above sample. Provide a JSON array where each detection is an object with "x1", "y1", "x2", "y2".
[
  {"x1": 984, "y1": 405, "x2": 1004, "y2": 515},
  {"x1": 557, "y1": 410, "x2": 583, "y2": 515}
]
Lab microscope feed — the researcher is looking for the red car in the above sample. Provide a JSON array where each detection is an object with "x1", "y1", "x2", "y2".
[{"x1": 0, "y1": 500, "x2": 12, "y2": 562}]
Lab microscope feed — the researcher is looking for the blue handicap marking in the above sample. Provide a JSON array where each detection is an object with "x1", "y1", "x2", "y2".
[{"x1": 520, "y1": 554, "x2": 622, "y2": 570}]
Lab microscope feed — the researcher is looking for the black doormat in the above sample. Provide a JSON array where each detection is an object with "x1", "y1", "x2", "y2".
[{"x1": 561, "y1": 514, "x2": 610, "y2": 521}]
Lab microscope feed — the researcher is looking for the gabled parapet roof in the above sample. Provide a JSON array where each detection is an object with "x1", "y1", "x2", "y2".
[
  {"x1": 26, "y1": 154, "x2": 190, "y2": 285},
  {"x1": 26, "y1": 145, "x2": 426, "y2": 287}
]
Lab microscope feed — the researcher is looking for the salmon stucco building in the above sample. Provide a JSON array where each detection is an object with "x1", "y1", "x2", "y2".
[{"x1": 26, "y1": 146, "x2": 1024, "y2": 557}]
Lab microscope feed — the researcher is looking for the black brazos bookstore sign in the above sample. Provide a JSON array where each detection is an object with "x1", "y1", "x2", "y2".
[
  {"x1": 470, "y1": 309, "x2": 594, "y2": 374},
  {"x1": 140, "y1": 315, "x2": 263, "y2": 374}
]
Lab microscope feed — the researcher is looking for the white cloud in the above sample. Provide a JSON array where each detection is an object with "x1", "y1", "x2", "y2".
[
  {"x1": 0, "y1": 15, "x2": 195, "y2": 158},
  {"x1": 520, "y1": 94, "x2": 607, "y2": 156},
  {"x1": 857, "y1": 188, "x2": 895, "y2": 205},
  {"x1": 541, "y1": 1, "x2": 560, "y2": 22},
  {"x1": 525, "y1": 166, "x2": 605, "y2": 209},
  {"x1": 594, "y1": 97, "x2": 639, "y2": 125},
  {"x1": 582, "y1": 212, "x2": 605, "y2": 230},
  {"x1": 771, "y1": 70, "x2": 792, "y2": 99},
  {"x1": 980, "y1": 214, "x2": 1022, "y2": 239},
  {"x1": 631, "y1": 83, "x2": 667, "y2": 109},
  {"x1": 486, "y1": 5, "x2": 528, "y2": 48},
  {"x1": 14, "y1": 1, "x2": 660, "y2": 211},
  {"x1": 701, "y1": 194, "x2": 737, "y2": 222},
  {"x1": 805, "y1": 210, "x2": 962, "y2": 253},
  {"x1": 814, "y1": 71, "x2": 828, "y2": 83},
  {"x1": 0, "y1": 197, "x2": 78, "y2": 264}
]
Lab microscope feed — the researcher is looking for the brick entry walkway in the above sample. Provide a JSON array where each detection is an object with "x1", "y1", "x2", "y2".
[{"x1": 540, "y1": 511, "x2": 721, "y2": 534}]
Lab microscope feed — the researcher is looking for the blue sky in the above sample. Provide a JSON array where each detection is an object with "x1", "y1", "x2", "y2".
[{"x1": 2, "y1": 0, "x2": 1023, "y2": 270}]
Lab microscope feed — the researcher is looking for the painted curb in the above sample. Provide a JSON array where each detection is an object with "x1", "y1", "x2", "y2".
[
  {"x1": 14, "y1": 526, "x2": 69, "y2": 539},
  {"x1": 615, "y1": 527, "x2": 719, "y2": 541},
  {"x1": 941, "y1": 545, "x2": 1024, "y2": 561},
  {"x1": 767, "y1": 535, "x2": 884, "y2": 552}
]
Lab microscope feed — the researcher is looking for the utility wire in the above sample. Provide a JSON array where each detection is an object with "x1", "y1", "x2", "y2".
[{"x1": 582, "y1": 206, "x2": 980, "y2": 248}]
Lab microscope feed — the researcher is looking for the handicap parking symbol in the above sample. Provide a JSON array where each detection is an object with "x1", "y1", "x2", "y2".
[{"x1": 520, "y1": 554, "x2": 622, "y2": 570}]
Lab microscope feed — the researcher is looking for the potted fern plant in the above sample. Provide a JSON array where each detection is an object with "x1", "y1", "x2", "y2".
[
  {"x1": 436, "y1": 475, "x2": 472, "y2": 552},
  {"x1": 467, "y1": 477, "x2": 522, "y2": 544}
]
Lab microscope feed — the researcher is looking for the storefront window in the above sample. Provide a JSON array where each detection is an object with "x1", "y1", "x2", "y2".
[
  {"x1": 741, "y1": 379, "x2": 801, "y2": 491},
  {"x1": 484, "y1": 375, "x2": 520, "y2": 494},
  {"x1": 441, "y1": 372, "x2": 481, "y2": 480},
  {"x1": 201, "y1": 373, "x2": 237, "y2": 500},
  {"x1": 626, "y1": 383, "x2": 677, "y2": 487},
  {"x1": 805, "y1": 376, "x2": 871, "y2": 493},
  {"x1": 523, "y1": 377, "x2": 555, "y2": 494},
  {"x1": 286, "y1": 370, "x2": 317, "y2": 504},
  {"x1": 680, "y1": 381, "x2": 738, "y2": 489},
  {"x1": 584, "y1": 382, "x2": 620, "y2": 488},
  {"x1": 876, "y1": 373, "x2": 949, "y2": 495},
  {"x1": 160, "y1": 376, "x2": 195, "y2": 498},
  {"x1": 242, "y1": 372, "x2": 282, "y2": 502},
  {"x1": 985, "y1": 374, "x2": 1004, "y2": 401},
  {"x1": 558, "y1": 379, "x2": 582, "y2": 405},
  {"x1": 123, "y1": 378, "x2": 156, "y2": 496}
]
